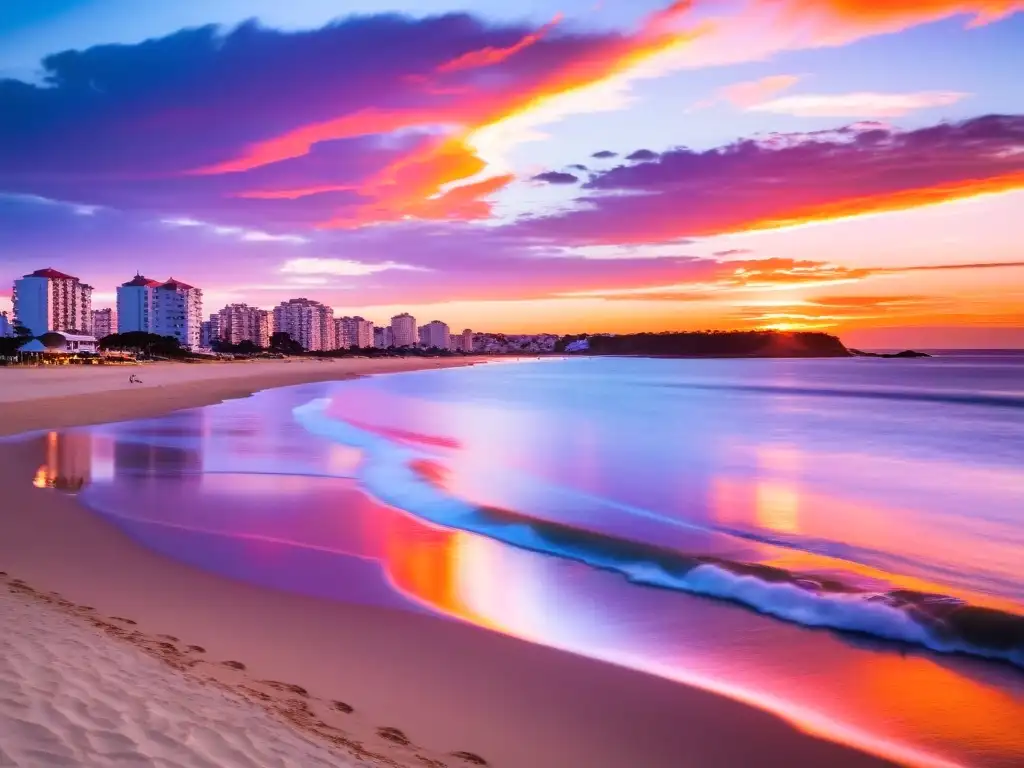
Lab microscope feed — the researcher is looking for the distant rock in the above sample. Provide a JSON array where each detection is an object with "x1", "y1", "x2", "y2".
[{"x1": 851, "y1": 349, "x2": 931, "y2": 358}]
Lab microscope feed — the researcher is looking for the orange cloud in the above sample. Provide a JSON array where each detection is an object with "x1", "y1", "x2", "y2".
[
  {"x1": 732, "y1": 170, "x2": 1024, "y2": 237},
  {"x1": 436, "y1": 14, "x2": 563, "y2": 73},
  {"x1": 192, "y1": 107, "x2": 444, "y2": 176},
  {"x1": 239, "y1": 183, "x2": 355, "y2": 200},
  {"x1": 195, "y1": 3, "x2": 708, "y2": 228},
  {"x1": 404, "y1": 173, "x2": 516, "y2": 221},
  {"x1": 559, "y1": 258, "x2": 874, "y2": 301},
  {"x1": 194, "y1": 0, "x2": 1022, "y2": 232},
  {"x1": 773, "y1": 0, "x2": 1024, "y2": 37}
]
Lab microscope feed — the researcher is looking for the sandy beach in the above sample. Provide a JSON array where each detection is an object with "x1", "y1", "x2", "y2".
[
  {"x1": 0, "y1": 357, "x2": 492, "y2": 433},
  {"x1": 0, "y1": 359, "x2": 896, "y2": 768}
]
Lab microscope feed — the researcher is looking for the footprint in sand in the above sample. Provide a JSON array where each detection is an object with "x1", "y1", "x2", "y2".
[
  {"x1": 258, "y1": 680, "x2": 309, "y2": 697},
  {"x1": 331, "y1": 700, "x2": 354, "y2": 714},
  {"x1": 377, "y1": 727, "x2": 411, "y2": 746},
  {"x1": 452, "y1": 751, "x2": 489, "y2": 765},
  {"x1": 221, "y1": 660, "x2": 246, "y2": 670},
  {"x1": 110, "y1": 616, "x2": 137, "y2": 625}
]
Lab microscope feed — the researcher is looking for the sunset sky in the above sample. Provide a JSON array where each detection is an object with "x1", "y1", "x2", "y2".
[{"x1": 1, "y1": 0, "x2": 1022, "y2": 347}]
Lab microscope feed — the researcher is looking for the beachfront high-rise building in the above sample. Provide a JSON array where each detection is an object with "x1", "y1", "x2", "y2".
[
  {"x1": 200, "y1": 313, "x2": 222, "y2": 348},
  {"x1": 390, "y1": 312, "x2": 417, "y2": 348},
  {"x1": 91, "y1": 308, "x2": 115, "y2": 339},
  {"x1": 215, "y1": 303, "x2": 272, "y2": 348},
  {"x1": 12, "y1": 268, "x2": 94, "y2": 336},
  {"x1": 117, "y1": 274, "x2": 202, "y2": 348},
  {"x1": 373, "y1": 325, "x2": 393, "y2": 349},
  {"x1": 0, "y1": 311, "x2": 12, "y2": 338},
  {"x1": 152, "y1": 278, "x2": 203, "y2": 349},
  {"x1": 116, "y1": 273, "x2": 160, "y2": 334},
  {"x1": 273, "y1": 298, "x2": 335, "y2": 351},
  {"x1": 335, "y1": 316, "x2": 374, "y2": 349},
  {"x1": 420, "y1": 320, "x2": 451, "y2": 350},
  {"x1": 335, "y1": 317, "x2": 351, "y2": 348},
  {"x1": 356, "y1": 318, "x2": 374, "y2": 348},
  {"x1": 450, "y1": 332, "x2": 474, "y2": 352}
]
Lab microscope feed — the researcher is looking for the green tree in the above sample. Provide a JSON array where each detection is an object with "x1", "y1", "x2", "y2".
[
  {"x1": 100, "y1": 332, "x2": 184, "y2": 357},
  {"x1": 270, "y1": 331, "x2": 304, "y2": 355}
]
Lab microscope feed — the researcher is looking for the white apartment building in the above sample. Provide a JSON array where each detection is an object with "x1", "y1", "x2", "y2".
[
  {"x1": 13, "y1": 268, "x2": 94, "y2": 336},
  {"x1": 117, "y1": 274, "x2": 203, "y2": 348},
  {"x1": 420, "y1": 320, "x2": 451, "y2": 350},
  {"x1": 273, "y1": 298, "x2": 335, "y2": 351},
  {"x1": 152, "y1": 279, "x2": 203, "y2": 349},
  {"x1": 0, "y1": 311, "x2": 12, "y2": 337},
  {"x1": 216, "y1": 303, "x2": 273, "y2": 347},
  {"x1": 335, "y1": 315, "x2": 374, "y2": 349},
  {"x1": 390, "y1": 312, "x2": 417, "y2": 348},
  {"x1": 116, "y1": 273, "x2": 160, "y2": 334}
]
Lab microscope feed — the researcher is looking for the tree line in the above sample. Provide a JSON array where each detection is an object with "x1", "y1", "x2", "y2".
[{"x1": 553, "y1": 331, "x2": 851, "y2": 357}]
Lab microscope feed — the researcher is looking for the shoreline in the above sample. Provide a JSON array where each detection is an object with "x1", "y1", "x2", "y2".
[
  {"x1": 0, "y1": 359, "x2": 897, "y2": 767},
  {"x1": 0, "y1": 356, "x2": 494, "y2": 435}
]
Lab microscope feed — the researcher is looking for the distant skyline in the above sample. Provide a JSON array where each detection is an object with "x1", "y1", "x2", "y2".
[{"x1": 1, "y1": 1, "x2": 1023, "y2": 347}]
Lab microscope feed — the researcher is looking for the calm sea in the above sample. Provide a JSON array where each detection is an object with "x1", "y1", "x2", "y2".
[{"x1": 32, "y1": 355, "x2": 1024, "y2": 767}]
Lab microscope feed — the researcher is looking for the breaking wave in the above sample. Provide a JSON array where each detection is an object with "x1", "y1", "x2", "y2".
[{"x1": 294, "y1": 398, "x2": 1024, "y2": 670}]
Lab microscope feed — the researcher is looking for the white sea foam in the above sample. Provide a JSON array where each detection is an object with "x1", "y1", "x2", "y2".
[
  {"x1": 0, "y1": 590, "x2": 359, "y2": 768},
  {"x1": 292, "y1": 397, "x2": 1024, "y2": 671}
]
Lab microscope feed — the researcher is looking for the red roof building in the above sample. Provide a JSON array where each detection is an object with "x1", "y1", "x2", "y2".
[
  {"x1": 26, "y1": 267, "x2": 77, "y2": 280},
  {"x1": 121, "y1": 273, "x2": 161, "y2": 288}
]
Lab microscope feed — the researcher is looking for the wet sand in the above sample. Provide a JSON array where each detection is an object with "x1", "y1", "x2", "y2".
[
  {"x1": 0, "y1": 356, "x2": 492, "y2": 433},
  {"x1": 0, "y1": 360, "x2": 896, "y2": 768}
]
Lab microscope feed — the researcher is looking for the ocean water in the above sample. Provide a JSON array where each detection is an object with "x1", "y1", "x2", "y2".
[{"x1": 27, "y1": 356, "x2": 1024, "y2": 767}]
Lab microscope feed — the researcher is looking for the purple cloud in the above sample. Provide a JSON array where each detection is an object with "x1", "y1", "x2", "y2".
[
  {"x1": 0, "y1": 13, "x2": 627, "y2": 226},
  {"x1": 532, "y1": 171, "x2": 580, "y2": 184},
  {"x1": 516, "y1": 114, "x2": 1024, "y2": 244}
]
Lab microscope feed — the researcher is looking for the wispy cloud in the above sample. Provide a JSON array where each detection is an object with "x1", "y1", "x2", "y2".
[
  {"x1": 749, "y1": 91, "x2": 969, "y2": 118},
  {"x1": 555, "y1": 258, "x2": 871, "y2": 299},
  {"x1": 0, "y1": 192, "x2": 102, "y2": 216},
  {"x1": 160, "y1": 217, "x2": 309, "y2": 244},
  {"x1": 693, "y1": 75, "x2": 801, "y2": 111},
  {"x1": 279, "y1": 258, "x2": 427, "y2": 277}
]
